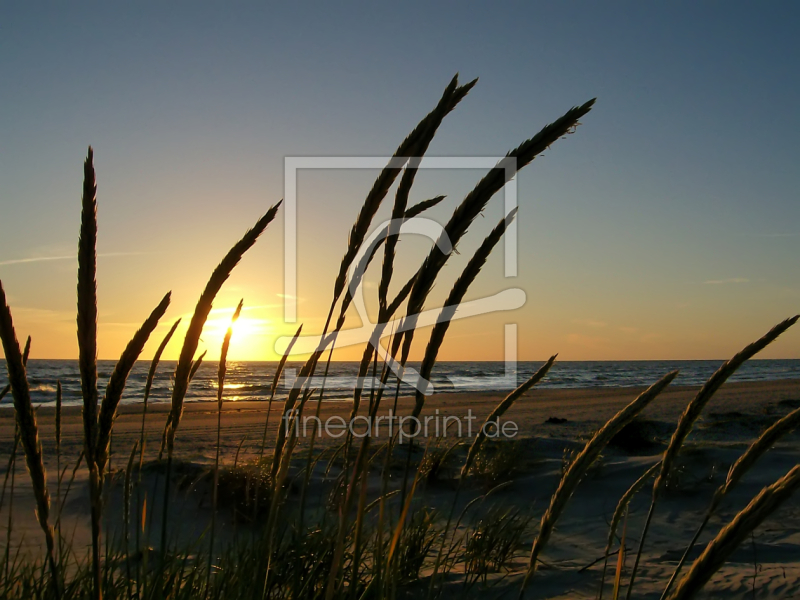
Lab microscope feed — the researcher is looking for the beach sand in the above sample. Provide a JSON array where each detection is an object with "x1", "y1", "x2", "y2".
[{"x1": 2, "y1": 378, "x2": 800, "y2": 598}]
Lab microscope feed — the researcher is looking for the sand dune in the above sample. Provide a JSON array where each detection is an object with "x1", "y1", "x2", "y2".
[{"x1": 2, "y1": 378, "x2": 800, "y2": 598}]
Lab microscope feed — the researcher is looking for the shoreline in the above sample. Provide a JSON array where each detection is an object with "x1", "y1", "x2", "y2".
[
  {"x1": 4, "y1": 376, "x2": 800, "y2": 411},
  {"x1": 2, "y1": 378, "x2": 799, "y2": 463}
]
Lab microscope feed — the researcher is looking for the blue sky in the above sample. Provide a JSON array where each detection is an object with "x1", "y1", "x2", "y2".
[{"x1": 0, "y1": 2, "x2": 798, "y2": 360}]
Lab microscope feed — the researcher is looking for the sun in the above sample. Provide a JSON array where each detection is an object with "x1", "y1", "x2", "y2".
[
  {"x1": 196, "y1": 309, "x2": 274, "y2": 361},
  {"x1": 230, "y1": 315, "x2": 261, "y2": 339}
]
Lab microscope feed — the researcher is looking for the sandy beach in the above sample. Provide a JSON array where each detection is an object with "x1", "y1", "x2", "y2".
[{"x1": 3, "y1": 378, "x2": 800, "y2": 598}]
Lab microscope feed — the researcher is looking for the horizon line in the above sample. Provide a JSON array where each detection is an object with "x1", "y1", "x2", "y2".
[{"x1": 9, "y1": 356, "x2": 800, "y2": 363}]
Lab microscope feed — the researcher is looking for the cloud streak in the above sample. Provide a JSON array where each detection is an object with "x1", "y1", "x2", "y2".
[{"x1": 0, "y1": 251, "x2": 148, "y2": 267}]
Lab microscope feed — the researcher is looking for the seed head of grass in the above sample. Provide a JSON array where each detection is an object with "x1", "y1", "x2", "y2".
[
  {"x1": 333, "y1": 74, "x2": 476, "y2": 307},
  {"x1": 400, "y1": 98, "x2": 595, "y2": 365},
  {"x1": 96, "y1": 291, "x2": 171, "y2": 472},
  {"x1": 78, "y1": 146, "x2": 99, "y2": 466},
  {"x1": 462, "y1": 355, "x2": 556, "y2": 478},
  {"x1": 668, "y1": 464, "x2": 800, "y2": 600},
  {"x1": 167, "y1": 202, "x2": 281, "y2": 453},
  {"x1": 414, "y1": 209, "x2": 518, "y2": 417},
  {"x1": 654, "y1": 315, "x2": 798, "y2": 497}
]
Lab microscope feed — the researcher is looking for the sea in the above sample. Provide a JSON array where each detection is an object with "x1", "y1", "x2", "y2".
[{"x1": 2, "y1": 359, "x2": 800, "y2": 407}]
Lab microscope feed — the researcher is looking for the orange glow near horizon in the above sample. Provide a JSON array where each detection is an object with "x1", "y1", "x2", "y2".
[{"x1": 184, "y1": 307, "x2": 276, "y2": 363}]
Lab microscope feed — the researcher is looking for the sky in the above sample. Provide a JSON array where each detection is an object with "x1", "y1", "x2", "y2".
[{"x1": 0, "y1": 2, "x2": 799, "y2": 362}]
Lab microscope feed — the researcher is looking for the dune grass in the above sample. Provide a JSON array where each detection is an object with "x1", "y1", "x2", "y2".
[{"x1": 1, "y1": 77, "x2": 799, "y2": 600}]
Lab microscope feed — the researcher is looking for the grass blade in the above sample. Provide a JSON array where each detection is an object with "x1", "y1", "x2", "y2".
[
  {"x1": 612, "y1": 510, "x2": 628, "y2": 600},
  {"x1": 123, "y1": 441, "x2": 139, "y2": 599},
  {"x1": 599, "y1": 461, "x2": 660, "y2": 600},
  {"x1": 261, "y1": 324, "x2": 302, "y2": 462}
]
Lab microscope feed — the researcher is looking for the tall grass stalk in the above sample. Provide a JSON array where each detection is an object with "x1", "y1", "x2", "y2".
[
  {"x1": 56, "y1": 451, "x2": 84, "y2": 532},
  {"x1": 520, "y1": 370, "x2": 678, "y2": 597},
  {"x1": 612, "y1": 510, "x2": 628, "y2": 600},
  {"x1": 348, "y1": 195, "x2": 445, "y2": 424},
  {"x1": 165, "y1": 202, "x2": 281, "y2": 456},
  {"x1": 331, "y1": 74, "x2": 475, "y2": 317},
  {"x1": 253, "y1": 324, "x2": 302, "y2": 521},
  {"x1": 383, "y1": 443, "x2": 427, "y2": 599},
  {"x1": 274, "y1": 75, "x2": 476, "y2": 484},
  {"x1": 0, "y1": 337, "x2": 29, "y2": 517},
  {"x1": 347, "y1": 340, "x2": 388, "y2": 590},
  {"x1": 413, "y1": 208, "x2": 518, "y2": 418},
  {"x1": 303, "y1": 84, "x2": 475, "y2": 498},
  {"x1": 626, "y1": 315, "x2": 798, "y2": 599},
  {"x1": 398, "y1": 99, "x2": 595, "y2": 369},
  {"x1": 96, "y1": 291, "x2": 170, "y2": 474},
  {"x1": 73, "y1": 146, "x2": 171, "y2": 599},
  {"x1": 138, "y1": 317, "x2": 181, "y2": 463},
  {"x1": 667, "y1": 464, "x2": 800, "y2": 600},
  {"x1": 0, "y1": 427, "x2": 20, "y2": 517},
  {"x1": 599, "y1": 461, "x2": 661, "y2": 600},
  {"x1": 0, "y1": 287, "x2": 60, "y2": 595},
  {"x1": 161, "y1": 201, "x2": 281, "y2": 551},
  {"x1": 98, "y1": 292, "x2": 171, "y2": 597},
  {"x1": 2, "y1": 424, "x2": 19, "y2": 583},
  {"x1": 356, "y1": 101, "x2": 596, "y2": 478},
  {"x1": 349, "y1": 450, "x2": 370, "y2": 600},
  {"x1": 208, "y1": 300, "x2": 244, "y2": 595},
  {"x1": 55, "y1": 380, "x2": 62, "y2": 563},
  {"x1": 262, "y1": 389, "x2": 314, "y2": 596},
  {"x1": 123, "y1": 441, "x2": 138, "y2": 599},
  {"x1": 357, "y1": 212, "x2": 522, "y2": 571},
  {"x1": 135, "y1": 316, "x2": 180, "y2": 594},
  {"x1": 660, "y1": 400, "x2": 800, "y2": 599},
  {"x1": 366, "y1": 326, "x2": 402, "y2": 595},
  {"x1": 298, "y1": 335, "x2": 338, "y2": 529},
  {"x1": 424, "y1": 359, "x2": 556, "y2": 598},
  {"x1": 461, "y1": 355, "x2": 556, "y2": 478},
  {"x1": 328, "y1": 355, "x2": 405, "y2": 600},
  {"x1": 260, "y1": 324, "x2": 303, "y2": 459},
  {"x1": 77, "y1": 146, "x2": 101, "y2": 600}
]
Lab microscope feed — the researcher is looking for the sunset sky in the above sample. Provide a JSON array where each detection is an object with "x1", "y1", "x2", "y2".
[{"x1": 1, "y1": 2, "x2": 798, "y2": 362}]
